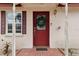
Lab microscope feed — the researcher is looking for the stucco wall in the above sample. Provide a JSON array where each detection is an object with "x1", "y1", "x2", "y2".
[{"x1": 50, "y1": 8, "x2": 65, "y2": 48}]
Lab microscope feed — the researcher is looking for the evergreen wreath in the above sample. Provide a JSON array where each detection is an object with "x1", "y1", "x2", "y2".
[{"x1": 37, "y1": 15, "x2": 46, "y2": 28}]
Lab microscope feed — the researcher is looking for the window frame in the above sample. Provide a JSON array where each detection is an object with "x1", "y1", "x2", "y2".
[{"x1": 6, "y1": 11, "x2": 22, "y2": 35}]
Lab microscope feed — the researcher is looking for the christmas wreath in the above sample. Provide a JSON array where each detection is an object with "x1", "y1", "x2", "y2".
[{"x1": 37, "y1": 15, "x2": 46, "y2": 28}]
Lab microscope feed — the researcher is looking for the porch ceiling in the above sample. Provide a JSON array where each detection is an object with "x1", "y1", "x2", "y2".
[
  {"x1": 0, "y1": 3, "x2": 13, "y2": 7},
  {"x1": 68, "y1": 3, "x2": 79, "y2": 7},
  {"x1": 15, "y1": 3, "x2": 65, "y2": 8},
  {"x1": 21, "y1": 3, "x2": 56, "y2": 7}
]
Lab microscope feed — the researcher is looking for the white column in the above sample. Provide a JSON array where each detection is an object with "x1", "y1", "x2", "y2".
[
  {"x1": 65, "y1": 3, "x2": 69, "y2": 56},
  {"x1": 12, "y1": 3, "x2": 15, "y2": 56}
]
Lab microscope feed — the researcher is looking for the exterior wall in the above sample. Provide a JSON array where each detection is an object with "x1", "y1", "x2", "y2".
[
  {"x1": 16, "y1": 6, "x2": 65, "y2": 49},
  {"x1": 0, "y1": 4, "x2": 79, "y2": 51},
  {"x1": 15, "y1": 10, "x2": 33, "y2": 49},
  {"x1": 0, "y1": 5, "x2": 66, "y2": 50},
  {"x1": 50, "y1": 8, "x2": 65, "y2": 48},
  {"x1": 0, "y1": 7, "x2": 13, "y2": 50},
  {"x1": 68, "y1": 7, "x2": 79, "y2": 48}
]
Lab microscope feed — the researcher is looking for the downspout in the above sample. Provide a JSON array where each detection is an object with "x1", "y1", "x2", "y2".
[{"x1": 65, "y1": 3, "x2": 69, "y2": 56}]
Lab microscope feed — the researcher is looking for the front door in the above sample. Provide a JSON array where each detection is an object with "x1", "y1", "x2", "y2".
[{"x1": 33, "y1": 11, "x2": 49, "y2": 46}]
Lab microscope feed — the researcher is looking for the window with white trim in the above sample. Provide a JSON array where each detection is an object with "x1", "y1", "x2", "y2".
[{"x1": 6, "y1": 12, "x2": 22, "y2": 34}]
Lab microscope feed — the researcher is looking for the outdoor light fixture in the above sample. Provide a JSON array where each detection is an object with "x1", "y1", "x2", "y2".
[
  {"x1": 54, "y1": 9, "x2": 57, "y2": 16},
  {"x1": 53, "y1": 3, "x2": 65, "y2": 16},
  {"x1": 53, "y1": 4, "x2": 58, "y2": 16}
]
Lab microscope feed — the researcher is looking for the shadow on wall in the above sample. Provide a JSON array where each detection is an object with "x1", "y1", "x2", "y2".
[{"x1": 0, "y1": 39, "x2": 12, "y2": 56}]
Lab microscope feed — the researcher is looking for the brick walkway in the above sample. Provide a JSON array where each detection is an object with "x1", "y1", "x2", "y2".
[{"x1": 16, "y1": 48, "x2": 64, "y2": 56}]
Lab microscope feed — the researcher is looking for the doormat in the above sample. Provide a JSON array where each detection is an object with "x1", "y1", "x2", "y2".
[{"x1": 36, "y1": 48, "x2": 48, "y2": 51}]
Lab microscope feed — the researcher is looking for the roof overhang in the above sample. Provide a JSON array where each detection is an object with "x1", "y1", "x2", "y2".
[
  {"x1": 68, "y1": 3, "x2": 79, "y2": 7},
  {"x1": 0, "y1": 3, "x2": 13, "y2": 7}
]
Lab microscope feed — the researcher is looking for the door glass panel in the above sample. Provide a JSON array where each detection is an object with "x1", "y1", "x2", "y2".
[{"x1": 36, "y1": 15, "x2": 46, "y2": 30}]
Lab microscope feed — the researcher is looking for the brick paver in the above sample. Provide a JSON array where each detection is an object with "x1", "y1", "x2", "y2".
[{"x1": 16, "y1": 48, "x2": 64, "y2": 56}]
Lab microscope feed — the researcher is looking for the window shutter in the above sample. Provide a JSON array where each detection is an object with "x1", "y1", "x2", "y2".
[
  {"x1": 1, "y1": 11, "x2": 6, "y2": 34},
  {"x1": 22, "y1": 11, "x2": 26, "y2": 34}
]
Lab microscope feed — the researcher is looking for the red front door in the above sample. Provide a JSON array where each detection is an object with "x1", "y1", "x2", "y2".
[{"x1": 33, "y1": 11, "x2": 49, "y2": 46}]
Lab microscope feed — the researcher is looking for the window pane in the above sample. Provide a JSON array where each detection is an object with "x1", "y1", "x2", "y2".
[
  {"x1": 8, "y1": 24, "x2": 12, "y2": 33},
  {"x1": 15, "y1": 12, "x2": 22, "y2": 33},
  {"x1": 15, "y1": 13, "x2": 21, "y2": 24},
  {"x1": 7, "y1": 12, "x2": 13, "y2": 33},
  {"x1": 16, "y1": 24, "x2": 21, "y2": 33}
]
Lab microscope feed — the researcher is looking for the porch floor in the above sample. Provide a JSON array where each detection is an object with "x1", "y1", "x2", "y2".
[{"x1": 16, "y1": 48, "x2": 64, "y2": 56}]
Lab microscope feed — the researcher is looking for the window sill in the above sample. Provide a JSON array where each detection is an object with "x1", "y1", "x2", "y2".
[
  {"x1": 5, "y1": 34, "x2": 25, "y2": 37},
  {"x1": 15, "y1": 34, "x2": 23, "y2": 37},
  {"x1": 5, "y1": 34, "x2": 13, "y2": 37}
]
